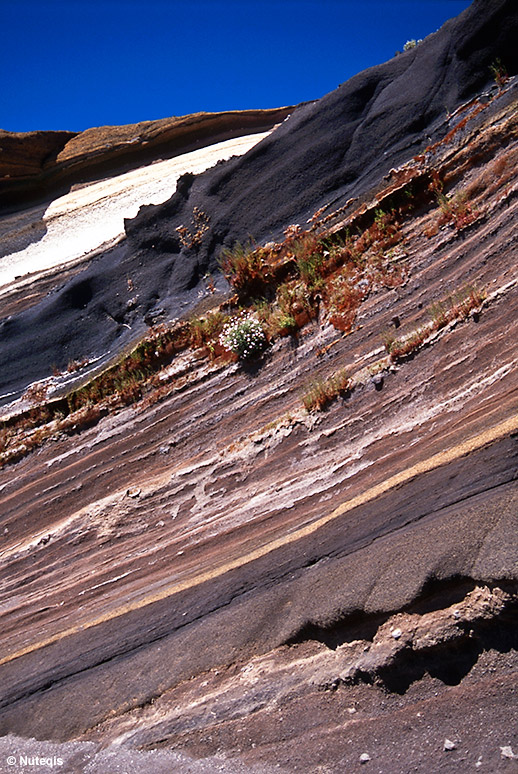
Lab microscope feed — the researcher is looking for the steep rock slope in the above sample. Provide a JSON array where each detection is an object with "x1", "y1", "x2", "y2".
[
  {"x1": 1, "y1": 0, "x2": 517, "y2": 404},
  {"x1": 0, "y1": 107, "x2": 292, "y2": 210},
  {"x1": 0, "y1": 132, "x2": 273, "y2": 304},
  {"x1": 0, "y1": 1, "x2": 517, "y2": 772}
]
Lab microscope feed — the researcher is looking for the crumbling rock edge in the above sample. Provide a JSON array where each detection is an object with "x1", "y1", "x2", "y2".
[
  {"x1": 0, "y1": 106, "x2": 293, "y2": 210},
  {"x1": 303, "y1": 582, "x2": 518, "y2": 693}
]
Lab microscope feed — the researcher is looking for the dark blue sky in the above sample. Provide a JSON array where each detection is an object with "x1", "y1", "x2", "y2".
[{"x1": 2, "y1": 0, "x2": 472, "y2": 133}]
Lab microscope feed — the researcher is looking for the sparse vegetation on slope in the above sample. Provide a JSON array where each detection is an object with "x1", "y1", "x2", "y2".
[
  {"x1": 0, "y1": 75, "x2": 515, "y2": 465},
  {"x1": 302, "y1": 368, "x2": 351, "y2": 412},
  {"x1": 386, "y1": 285, "x2": 486, "y2": 362}
]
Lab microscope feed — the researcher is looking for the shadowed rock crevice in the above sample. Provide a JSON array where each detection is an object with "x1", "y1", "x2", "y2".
[
  {"x1": 285, "y1": 576, "x2": 517, "y2": 650},
  {"x1": 373, "y1": 601, "x2": 518, "y2": 694},
  {"x1": 294, "y1": 583, "x2": 518, "y2": 695},
  {"x1": 285, "y1": 611, "x2": 388, "y2": 650},
  {"x1": 285, "y1": 578, "x2": 484, "y2": 650}
]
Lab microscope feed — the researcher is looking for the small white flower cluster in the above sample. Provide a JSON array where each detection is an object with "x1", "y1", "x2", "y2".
[
  {"x1": 403, "y1": 38, "x2": 422, "y2": 51},
  {"x1": 219, "y1": 315, "x2": 267, "y2": 359}
]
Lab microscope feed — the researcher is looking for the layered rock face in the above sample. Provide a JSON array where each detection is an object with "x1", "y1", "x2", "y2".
[
  {"x1": 0, "y1": 107, "x2": 293, "y2": 209},
  {"x1": 1, "y1": 0, "x2": 517, "y2": 403},
  {"x1": 0, "y1": 1, "x2": 517, "y2": 772},
  {"x1": 0, "y1": 132, "x2": 274, "y2": 311}
]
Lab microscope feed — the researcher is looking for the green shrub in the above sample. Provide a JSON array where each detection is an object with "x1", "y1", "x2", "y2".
[
  {"x1": 219, "y1": 315, "x2": 267, "y2": 359},
  {"x1": 490, "y1": 58, "x2": 508, "y2": 89}
]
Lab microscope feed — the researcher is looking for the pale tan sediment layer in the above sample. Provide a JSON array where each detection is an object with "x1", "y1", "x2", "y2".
[
  {"x1": 0, "y1": 94, "x2": 517, "y2": 760},
  {"x1": 0, "y1": 131, "x2": 271, "y2": 290},
  {"x1": 0, "y1": 411, "x2": 516, "y2": 669}
]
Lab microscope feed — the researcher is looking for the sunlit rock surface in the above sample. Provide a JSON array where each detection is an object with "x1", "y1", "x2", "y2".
[
  {"x1": 0, "y1": 132, "x2": 273, "y2": 290},
  {"x1": 0, "y1": 1, "x2": 517, "y2": 772}
]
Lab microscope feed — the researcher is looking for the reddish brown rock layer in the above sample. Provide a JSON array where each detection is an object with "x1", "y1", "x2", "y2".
[
  {"x1": 0, "y1": 107, "x2": 293, "y2": 209},
  {"x1": 0, "y1": 130, "x2": 75, "y2": 180},
  {"x1": 0, "y1": 89, "x2": 516, "y2": 772}
]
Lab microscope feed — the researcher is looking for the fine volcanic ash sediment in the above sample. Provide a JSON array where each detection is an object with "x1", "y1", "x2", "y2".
[
  {"x1": 0, "y1": 1, "x2": 517, "y2": 772},
  {"x1": 0, "y1": 0, "x2": 516, "y2": 401}
]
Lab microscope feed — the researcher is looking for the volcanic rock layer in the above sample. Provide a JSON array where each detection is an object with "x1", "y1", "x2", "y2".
[
  {"x1": 1, "y1": 0, "x2": 517, "y2": 403},
  {"x1": 0, "y1": 107, "x2": 293, "y2": 210},
  {"x1": 0, "y1": 1, "x2": 517, "y2": 772}
]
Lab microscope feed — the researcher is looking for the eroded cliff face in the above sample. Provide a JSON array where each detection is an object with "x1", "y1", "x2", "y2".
[
  {"x1": 1, "y1": 0, "x2": 517, "y2": 405},
  {"x1": 0, "y1": 1, "x2": 517, "y2": 772},
  {"x1": 0, "y1": 107, "x2": 293, "y2": 210}
]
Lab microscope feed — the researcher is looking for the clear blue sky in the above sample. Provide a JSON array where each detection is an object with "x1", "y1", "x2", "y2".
[{"x1": 2, "y1": 0, "x2": 472, "y2": 133}]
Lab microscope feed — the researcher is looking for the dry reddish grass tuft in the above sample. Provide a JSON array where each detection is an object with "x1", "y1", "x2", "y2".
[
  {"x1": 386, "y1": 286, "x2": 486, "y2": 362},
  {"x1": 428, "y1": 169, "x2": 482, "y2": 232},
  {"x1": 175, "y1": 207, "x2": 210, "y2": 249},
  {"x1": 388, "y1": 328, "x2": 428, "y2": 361},
  {"x1": 219, "y1": 242, "x2": 275, "y2": 298},
  {"x1": 302, "y1": 368, "x2": 351, "y2": 412},
  {"x1": 189, "y1": 311, "x2": 229, "y2": 351}
]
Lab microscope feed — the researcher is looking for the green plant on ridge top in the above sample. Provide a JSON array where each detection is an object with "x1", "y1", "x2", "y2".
[
  {"x1": 490, "y1": 58, "x2": 508, "y2": 89},
  {"x1": 219, "y1": 315, "x2": 267, "y2": 360}
]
